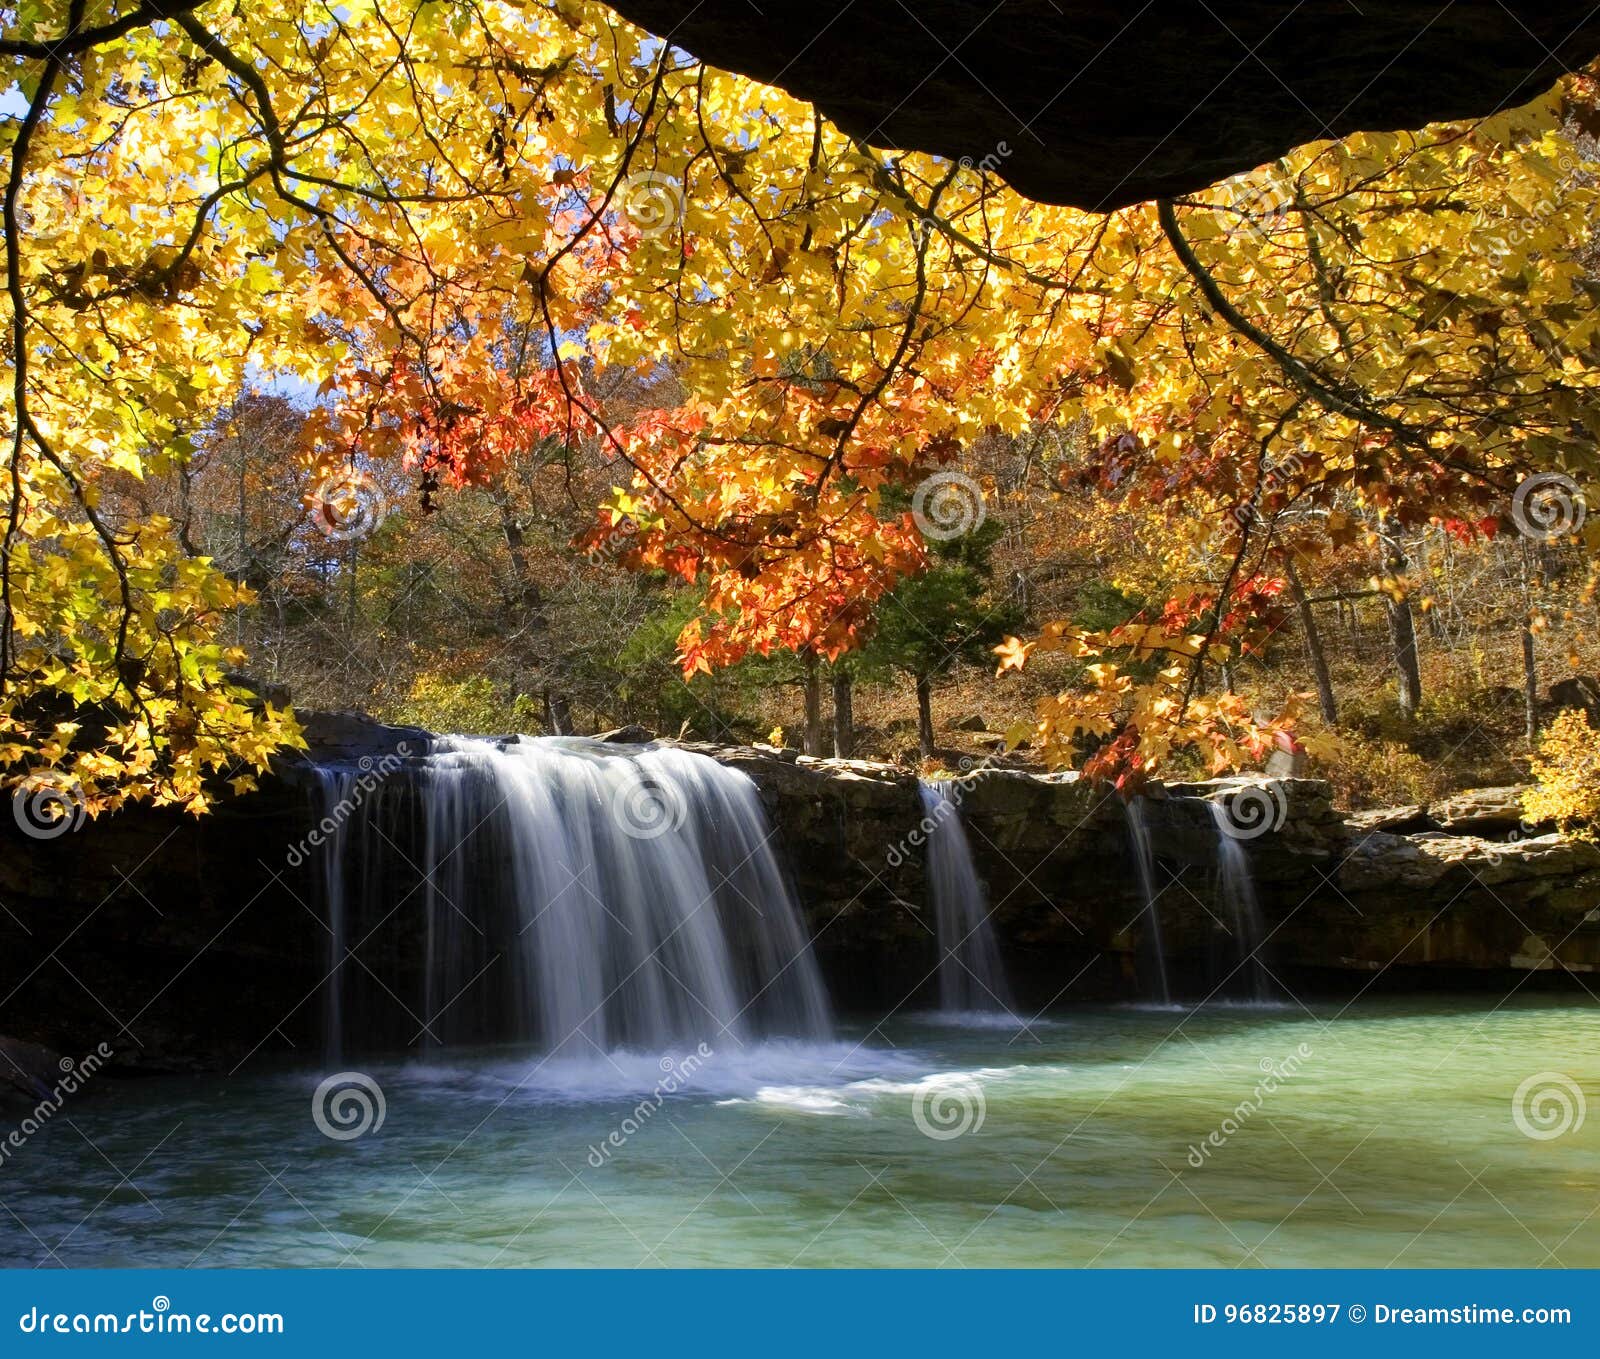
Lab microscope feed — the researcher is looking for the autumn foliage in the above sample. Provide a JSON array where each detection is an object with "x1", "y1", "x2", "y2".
[{"x1": 3, "y1": 1, "x2": 1599, "y2": 812}]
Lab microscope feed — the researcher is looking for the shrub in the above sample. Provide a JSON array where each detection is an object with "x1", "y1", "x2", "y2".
[
  {"x1": 1314, "y1": 730, "x2": 1444, "y2": 809},
  {"x1": 1525, "y1": 709, "x2": 1600, "y2": 841}
]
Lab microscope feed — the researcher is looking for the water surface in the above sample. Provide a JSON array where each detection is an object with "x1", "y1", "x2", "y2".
[{"x1": 3, "y1": 998, "x2": 1595, "y2": 1267}]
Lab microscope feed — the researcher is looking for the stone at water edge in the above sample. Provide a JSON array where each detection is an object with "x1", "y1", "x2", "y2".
[
  {"x1": 597, "y1": 724, "x2": 657, "y2": 744},
  {"x1": 0, "y1": 1035, "x2": 64, "y2": 1104}
]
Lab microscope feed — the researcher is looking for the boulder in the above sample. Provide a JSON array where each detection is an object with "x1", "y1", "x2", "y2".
[
  {"x1": 222, "y1": 670, "x2": 292, "y2": 711},
  {"x1": 294, "y1": 709, "x2": 431, "y2": 762},
  {"x1": 1346, "y1": 805, "x2": 1430, "y2": 836},
  {"x1": 0, "y1": 1035, "x2": 64, "y2": 1103},
  {"x1": 597, "y1": 724, "x2": 657, "y2": 744},
  {"x1": 1429, "y1": 786, "x2": 1533, "y2": 835},
  {"x1": 1548, "y1": 675, "x2": 1600, "y2": 719}
]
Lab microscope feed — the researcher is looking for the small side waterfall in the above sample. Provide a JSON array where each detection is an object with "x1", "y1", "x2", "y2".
[
  {"x1": 311, "y1": 737, "x2": 833, "y2": 1059},
  {"x1": 917, "y1": 780, "x2": 1013, "y2": 1015},
  {"x1": 1124, "y1": 798, "x2": 1171, "y2": 1004},
  {"x1": 1208, "y1": 802, "x2": 1274, "y2": 1001}
]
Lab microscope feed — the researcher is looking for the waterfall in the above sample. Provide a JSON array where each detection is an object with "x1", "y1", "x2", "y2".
[
  {"x1": 917, "y1": 780, "x2": 1014, "y2": 1015},
  {"x1": 309, "y1": 766, "x2": 358, "y2": 1065},
  {"x1": 311, "y1": 737, "x2": 832, "y2": 1059},
  {"x1": 1208, "y1": 802, "x2": 1273, "y2": 1001},
  {"x1": 1124, "y1": 798, "x2": 1171, "y2": 1004}
]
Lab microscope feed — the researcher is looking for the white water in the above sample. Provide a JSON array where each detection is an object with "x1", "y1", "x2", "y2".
[
  {"x1": 309, "y1": 766, "x2": 359, "y2": 1065},
  {"x1": 1124, "y1": 798, "x2": 1171, "y2": 1004},
  {"x1": 315, "y1": 737, "x2": 832, "y2": 1061},
  {"x1": 1208, "y1": 801, "x2": 1274, "y2": 1001},
  {"x1": 917, "y1": 780, "x2": 1014, "y2": 1015}
]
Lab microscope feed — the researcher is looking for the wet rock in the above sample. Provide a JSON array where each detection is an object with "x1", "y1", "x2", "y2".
[
  {"x1": 0, "y1": 1036, "x2": 61, "y2": 1103},
  {"x1": 597, "y1": 724, "x2": 657, "y2": 744},
  {"x1": 294, "y1": 709, "x2": 431, "y2": 762},
  {"x1": 10, "y1": 711, "x2": 1600, "y2": 1067}
]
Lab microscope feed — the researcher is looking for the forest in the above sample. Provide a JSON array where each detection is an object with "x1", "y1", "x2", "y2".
[
  {"x1": 5, "y1": 2, "x2": 1600, "y2": 834},
  {"x1": 5, "y1": 0, "x2": 1600, "y2": 1282}
]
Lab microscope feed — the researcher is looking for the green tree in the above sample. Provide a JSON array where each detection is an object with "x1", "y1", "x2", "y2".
[{"x1": 860, "y1": 513, "x2": 1022, "y2": 758}]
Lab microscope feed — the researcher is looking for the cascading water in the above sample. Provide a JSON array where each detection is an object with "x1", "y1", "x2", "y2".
[
  {"x1": 309, "y1": 766, "x2": 358, "y2": 1065},
  {"x1": 1123, "y1": 798, "x2": 1171, "y2": 1004},
  {"x1": 1208, "y1": 801, "x2": 1274, "y2": 1001},
  {"x1": 310, "y1": 737, "x2": 832, "y2": 1060},
  {"x1": 917, "y1": 780, "x2": 1014, "y2": 1016}
]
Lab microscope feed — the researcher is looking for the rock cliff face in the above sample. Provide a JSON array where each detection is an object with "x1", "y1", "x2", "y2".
[
  {"x1": 3, "y1": 714, "x2": 1597, "y2": 1066},
  {"x1": 605, "y1": 2, "x2": 1600, "y2": 210}
]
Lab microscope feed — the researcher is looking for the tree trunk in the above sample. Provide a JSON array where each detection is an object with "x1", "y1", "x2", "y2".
[
  {"x1": 832, "y1": 669, "x2": 854, "y2": 759},
  {"x1": 915, "y1": 673, "x2": 936, "y2": 758},
  {"x1": 1378, "y1": 532, "x2": 1422, "y2": 717},
  {"x1": 802, "y1": 652, "x2": 824, "y2": 756},
  {"x1": 1384, "y1": 593, "x2": 1422, "y2": 716},
  {"x1": 544, "y1": 689, "x2": 572, "y2": 736},
  {"x1": 1521, "y1": 623, "x2": 1540, "y2": 744},
  {"x1": 1284, "y1": 558, "x2": 1337, "y2": 723},
  {"x1": 1521, "y1": 541, "x2": 1540, "y2": 744}
]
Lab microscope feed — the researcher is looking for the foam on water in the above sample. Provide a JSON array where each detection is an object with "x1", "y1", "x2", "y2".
[{"x1": 375, "y1": 1039, "x2": 929, "y2": 1104}]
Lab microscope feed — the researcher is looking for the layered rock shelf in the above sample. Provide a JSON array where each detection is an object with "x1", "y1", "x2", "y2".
[{"x1": 3, "y1": 712, "x2": 1598, "y2": 1067}]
